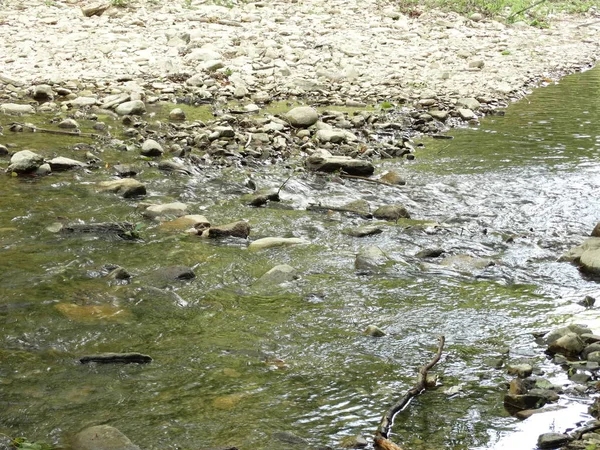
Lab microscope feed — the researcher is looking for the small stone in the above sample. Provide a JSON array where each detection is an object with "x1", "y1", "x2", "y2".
[
  {"x1": 115, "y1": 100, "x2": 146, "y2": 116},
  {"x1": 429, "y1": 110, "x2": 449, "y2": 121},
  {"x1": 203, "y1": 221, "x2": 250, "y2": 239},
  {"x1": 285, "y1": 106, "x2": 319, "y2": 128},
  {"x1": 547, "y1": 332, "x2": 585, "y2": 357},
  {"x1": 72, "y1": 425, "x2": 141, "y2": 450},
  {"x1": 504, "y1": 393, "x2": 547, "y2": 412},
  {"x1": 31, "y1": 84, "x2": 54, "y2": 101},
  {"x1": 415, "y1": 248, "x2": 445, "y2": 258},
  {"x1": 373, "y1": 205, "x2": 410, "y2": 221},
  {"x1": 169, "y1": 108, "x2": 186, "y2": 121},
  {"x1": 456, "y1": 97, "x2": 481, "y2": 111},
  {"x1": 469, "y1": 60, "x2": 485, "y2": 69},
  {"x1": 578, "y1": 295, "x2": 596, "y2": 308},
  {"x1": 113, "y1": 164, "x2": 139, "y2": 178},
  {"x1": 98, "y1": 179, "x2": 146, "y2": 198},
  {"x1": 345, "y1": 225, "x2": 384, "y2": 238},
  {"x1": 470, "y1": 12, "x2": 484, "y2": 21},
  {"x1": 355, "y1": 246, "x2": 391, "y2": 271},
  {"x1": 81, "y1": 2, "x2": 111, "y2": 17},
  {"x1": 457, "y1": 108, "x2": 476, "y2": 120},
  {"x1": 507, "y1": 363, "x2": 533, "y2": 378},
  {"x1": 141, "y1": 139, "x2": 164, "y2": 157},
  {"x1": 340, "y1": 435, "x2": 369, "y2": 448},
  {"x1": 0, "y1": 144, "x2": 8, "y2": 156},
  {"x1": 364, "y1": 325, "x2": 385, "y2": 337},
  {"x1": 58, "y1": 118, "x2": 79, "y2": 129}
]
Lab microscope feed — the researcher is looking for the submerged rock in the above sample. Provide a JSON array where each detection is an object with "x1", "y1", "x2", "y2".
[
  {"x1": 72, "y1": 425, "x2": 141, "y2": 450},
  {"x1": 159, "y1": 215, "x2": 210, "y2": 231},
  {"x1": 355, "y1": 245, "x2": 391, "y2": 271},
  {"x1": 98, "y1": 179, "x2": 147, "y2": 198},
  {"x1": 144, "y1": 202, "x2": 188, "y2": 218},
  {"x1": 248, "y1": 237, "x2": 309, "y2": 250},
  {"x1": 80, "y1": 353, "x2": 152, "y2": 364},
  {"x1": 257, "y1": 264, "x2": 298, "y2": 285}
]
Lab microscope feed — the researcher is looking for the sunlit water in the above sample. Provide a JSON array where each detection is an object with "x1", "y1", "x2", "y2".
[{"x1": 1, "y1": 65, "x2": 600, "y2": 450}]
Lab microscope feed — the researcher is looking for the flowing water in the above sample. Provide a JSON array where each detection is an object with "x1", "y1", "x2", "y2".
[{"x1": 1, "y1": 65, "x2": 600, "y2": 450}]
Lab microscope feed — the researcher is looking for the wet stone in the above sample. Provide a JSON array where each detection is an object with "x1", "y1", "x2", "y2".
[
  {"x1": 537, "y1": 433, "x2": 572, "y2": 449},
  {"x1": 72, "y1": 425, "x2": 141, "y2": 450},
  {"x1": 141, "y1": 139, "x2": 164, "y2": 157}
]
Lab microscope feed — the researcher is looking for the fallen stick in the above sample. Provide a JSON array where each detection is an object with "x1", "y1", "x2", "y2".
[
  {"x1": 374, "y1": 335, "x2": 446, "y2": 450},
  {"x1": 339, "y1": 173, "x2": 405, "y2": 188},
  {"x1": 10, "y1": 122, "x2": 98, "y2": 138},
  {"x1": 306, "y1": 204, "x2": 373, "y2": 219}
]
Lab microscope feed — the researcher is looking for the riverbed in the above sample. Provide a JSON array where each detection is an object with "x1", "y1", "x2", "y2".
[{"x1": 1, "y1": 66, "x2": 600, "y2": 450}]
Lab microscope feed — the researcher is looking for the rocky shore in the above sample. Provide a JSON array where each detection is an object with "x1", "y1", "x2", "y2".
[{"x1": 0, "y1": 0, "x2": 599, "y2": 117}]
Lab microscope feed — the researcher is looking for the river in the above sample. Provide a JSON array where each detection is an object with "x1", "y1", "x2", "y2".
[{"x1": 1, "y1": 65, "x2": 599, "y2": 450}]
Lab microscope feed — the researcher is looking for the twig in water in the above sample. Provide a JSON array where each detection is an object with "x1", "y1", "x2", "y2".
[{"x1": 374, "y1": 335, "x2": 445, "y2": 450}]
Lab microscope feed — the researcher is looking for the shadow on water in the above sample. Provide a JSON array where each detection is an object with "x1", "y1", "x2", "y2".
[{"x1": 1, "y1": 66, "x2": 600, "y2": 449}]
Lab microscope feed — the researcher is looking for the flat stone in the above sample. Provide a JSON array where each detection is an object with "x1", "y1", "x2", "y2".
[
  {"x1": 547, "y1": 332, "x2": 585, "y2": 357},
  {"x1": 47, "y1": 156, "x2": 86, "y2": 171},
  {"x1": 1, "y1": 103, "x2": 35, "y2": 115},
  {"x1": 457, "y1": 97, "x2": 481, "y2": 111},
  {"x1": 305, "y1": 154, "x2": 374, "y2": 176},
  {"x1": 249, "y1": 237, "x2": 309, "y2": 250},
  {"x1": 457, "y1": 108, "x2": 476, "y2": 120},
  {"x1": 144, "y1": 202, "x2": 188, "y2": 218}
]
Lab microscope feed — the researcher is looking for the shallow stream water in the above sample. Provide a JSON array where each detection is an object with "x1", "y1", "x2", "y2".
[{"x1": 1, "y1": 65, "x2": 600, "y2": 450}]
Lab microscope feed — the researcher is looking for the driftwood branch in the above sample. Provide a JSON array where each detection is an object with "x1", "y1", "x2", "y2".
[
  {"x1": 10, "y1": 122, "x2": 98, "y2": 138},
  {"x1": 374, "y1": 335, "x2": 446, "y2": 450},
  {"x1": 339, "y1": 173, "x2": 405, "y2": 188},
  {"x1": 306, "y1": 204, "x2": 373, "y2": 219},
  {"x1": 507, "y1": 0, "x2": 546, "y2": 21}
]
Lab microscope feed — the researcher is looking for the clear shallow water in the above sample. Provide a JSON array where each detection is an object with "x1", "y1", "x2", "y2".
[{"x1": 1, "y1": 65, "x2": 600, "y2": 450}]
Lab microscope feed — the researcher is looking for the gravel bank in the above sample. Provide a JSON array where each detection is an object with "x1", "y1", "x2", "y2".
[{"x1": 0, "y1": 0, "x2": 599, "y2": 107}]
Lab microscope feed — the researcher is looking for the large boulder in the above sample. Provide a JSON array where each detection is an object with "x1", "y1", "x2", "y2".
[
  {"x1": 7, "y1": 150, "x2": 44, "y2": 173},
  {"x1": 72, "y1": 425, "x2": 140, "y2": 450},
  {"x1": 560, "y1": 237, "x2": 600, "y2": 263},
  {"x1": 285, "y1": 106, "x2": 319, "y2": 127}
]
